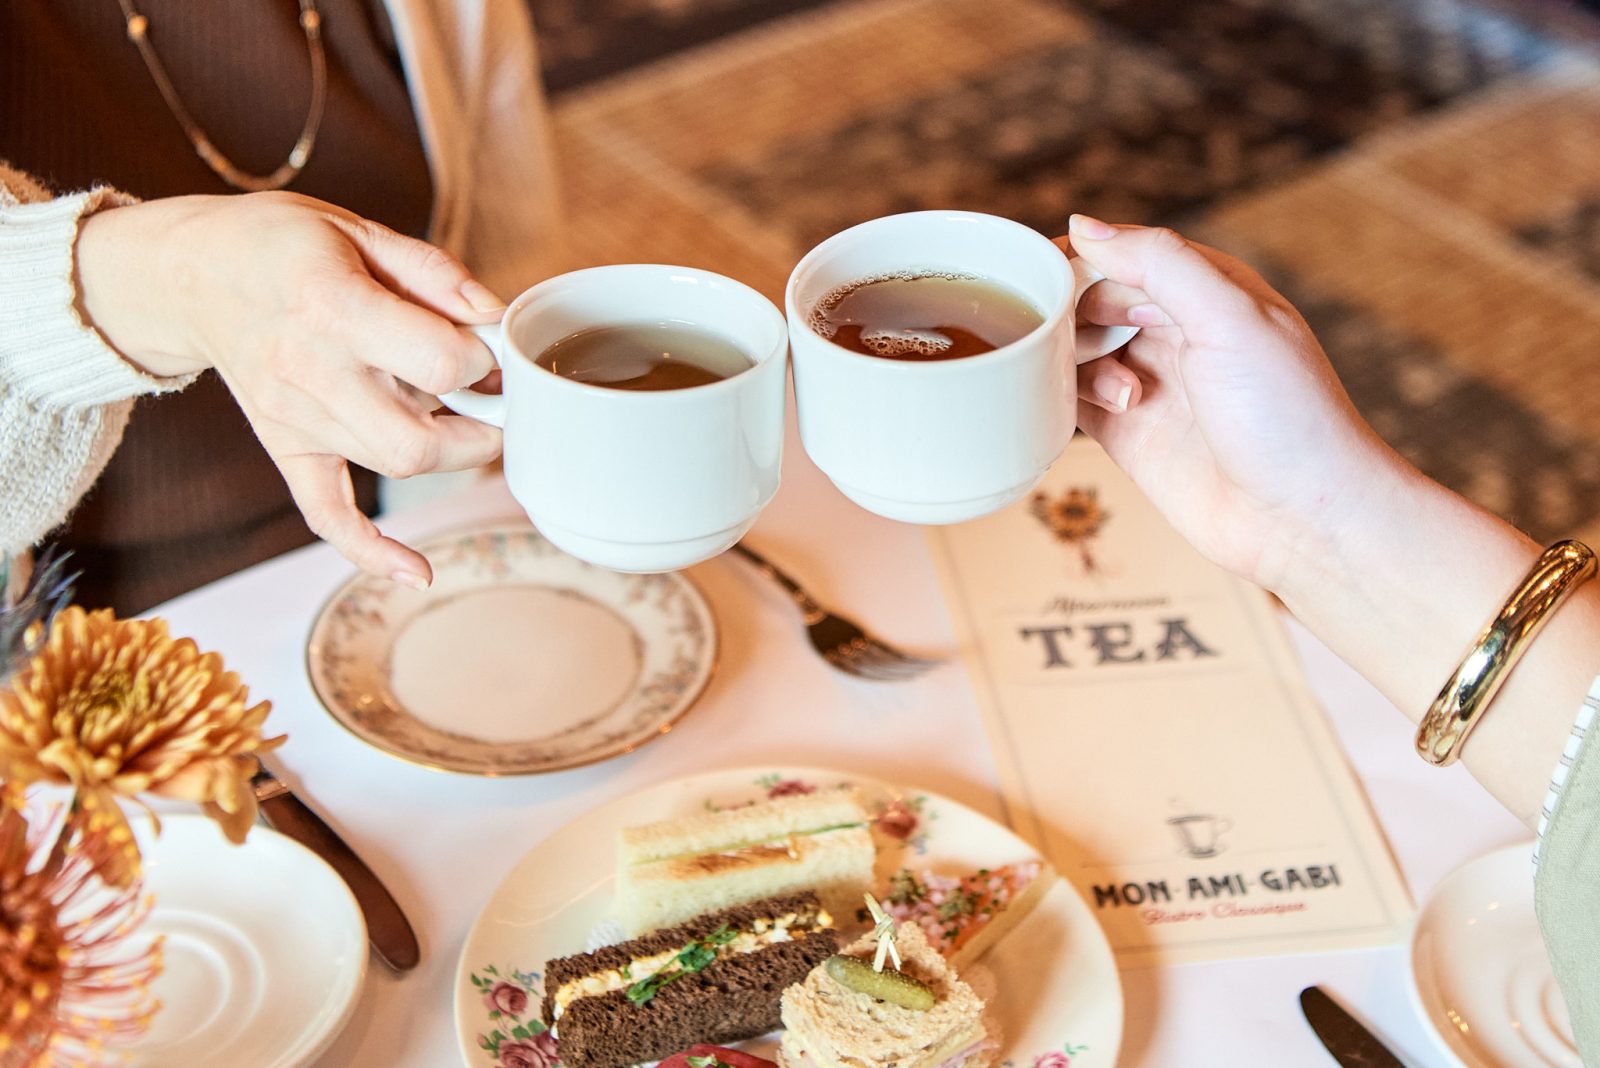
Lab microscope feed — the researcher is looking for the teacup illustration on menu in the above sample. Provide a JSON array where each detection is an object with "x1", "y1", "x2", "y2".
[{"x1": 1168, "y1": 813, "x2": 1232, "y2": 859}]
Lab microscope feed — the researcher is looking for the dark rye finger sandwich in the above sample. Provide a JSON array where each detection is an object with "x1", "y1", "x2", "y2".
[{"x1": 544, "y1": 891, "x2": 839, "y2": 1068}]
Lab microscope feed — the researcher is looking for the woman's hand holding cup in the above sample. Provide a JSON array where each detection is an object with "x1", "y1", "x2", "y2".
[
  {"x1": 75, "y1": 191, "x2": 507, "y2": 588},
  {"x1": 1060, "y1": 215, "x2": 1400, "y2": 596}
]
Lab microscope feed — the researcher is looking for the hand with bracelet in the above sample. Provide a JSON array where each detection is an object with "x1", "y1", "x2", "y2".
[{"x1": 1058, "y1": 215, "x2": 1600, "y2": 1057}]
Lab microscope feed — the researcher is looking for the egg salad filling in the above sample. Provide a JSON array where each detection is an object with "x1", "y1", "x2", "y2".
[{"x1": 552, "y1": 910, "x2": 832, "y2": 1023}]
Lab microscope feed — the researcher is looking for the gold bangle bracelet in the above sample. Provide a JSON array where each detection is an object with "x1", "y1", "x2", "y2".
[{"x1": 1416, "y1": 539, "x2": 1597, "y2": 766}]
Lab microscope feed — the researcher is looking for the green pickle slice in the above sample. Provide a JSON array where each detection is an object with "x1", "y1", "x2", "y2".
[{"x1": 824, "y1": 954, "x2": 936, "y2": 1011}]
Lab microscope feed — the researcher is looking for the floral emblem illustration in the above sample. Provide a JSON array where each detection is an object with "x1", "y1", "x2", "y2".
[{"x1": 1030, "y1": 487, "x2": 1110, "y2": 574}]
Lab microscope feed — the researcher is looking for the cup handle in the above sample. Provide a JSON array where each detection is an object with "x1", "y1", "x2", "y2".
[
  {"x1": 1068, "y1": 257, "x2": 1140, "y2": 364},
  {"x1": 438, "y1": 323, "x2": 509, "y2": 429}
]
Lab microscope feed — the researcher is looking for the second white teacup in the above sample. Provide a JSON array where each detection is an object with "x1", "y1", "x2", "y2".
[
  {"x1": 441, "y1": 265, "x2": 788, "y2": 573},
  {"x1": 787, "y1": 211, "x2": 1138, "y2": 524}
]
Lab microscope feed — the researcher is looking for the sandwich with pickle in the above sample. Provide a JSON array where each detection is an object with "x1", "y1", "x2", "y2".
[{"x1": 779, "y1": 920, "x2": 998, "y2": 1068}]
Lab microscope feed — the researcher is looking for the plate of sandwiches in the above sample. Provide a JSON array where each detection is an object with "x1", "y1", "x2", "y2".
[{"x1": 455, "y1": 766, "x2": 1122, "y2": 1068}]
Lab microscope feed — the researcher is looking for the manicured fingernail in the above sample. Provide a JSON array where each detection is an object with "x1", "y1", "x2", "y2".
[
  {"x1": 460, "y1": 280, "x2": 506, "y2": 314},
  {"x1": 391, "y1": 570, "x2": 429, "y2": 591},
  {"x1": 1096, "y1": 375, "x2": 1133, "y2": 412},
  {"x1": 1128, "y1": 302, "x2": 1172, "y2": 326},
  {"x1": 1069, "y1": 214, "x2": 1118, "y2": 240}
]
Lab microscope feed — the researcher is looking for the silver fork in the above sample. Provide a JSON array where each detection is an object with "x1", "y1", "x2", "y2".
[{"x1": 729, "y1": 542, "x2": 942, "y2": 680}]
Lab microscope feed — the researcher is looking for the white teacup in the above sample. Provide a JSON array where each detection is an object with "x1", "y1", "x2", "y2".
[
  {"x1": 786, "y1": 211, "x2": 1138, "y2": 524},
  {"x1": 441, "y1": 265, "x2": 788, "y2": 572}
]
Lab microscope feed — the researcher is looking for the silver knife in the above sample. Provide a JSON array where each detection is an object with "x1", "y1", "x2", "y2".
[
  {"x1": 252, "y1": 758, "x2": 422, "y2": 972},
  {"x1": 1300, "y1": 986, "x2": 1405, "y2": 1067}
]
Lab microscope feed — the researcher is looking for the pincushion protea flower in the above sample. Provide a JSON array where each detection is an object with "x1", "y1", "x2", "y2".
[
  {"x1": 0, "y1": 608, "x2": 285, "y2": 887},
  {"x1": 1, "y1": 549, "x2": 76, "y2": 686},
  {"x1": 0, "y1": 800, "x2": 160, "y2": 1067}
]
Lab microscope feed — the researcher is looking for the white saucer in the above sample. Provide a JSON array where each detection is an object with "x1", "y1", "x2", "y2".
[
  {"x1": 126, "y1": 814, "x2": 367, "y2": 1068},
  {"x1": 306, "y1": 522, "x2": 718, "y2": 775},
  {"x1": 1409, "y1": 843, "x2": 1579, "y2": 1068}
]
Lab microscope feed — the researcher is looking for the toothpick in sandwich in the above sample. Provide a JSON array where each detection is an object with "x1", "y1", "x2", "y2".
[{"x1": 864, "y1": 893, "x2": 901, "y2": 973}]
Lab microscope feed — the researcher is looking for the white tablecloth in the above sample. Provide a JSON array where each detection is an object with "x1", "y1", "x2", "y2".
[{"x1": 147, "y1": 420, "x2": 1529, "y2": 1068}]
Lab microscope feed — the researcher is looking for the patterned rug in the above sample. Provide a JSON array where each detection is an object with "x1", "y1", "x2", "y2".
[{"x1": 534, "y1": 0, "x2": 1600, "y2": 546}]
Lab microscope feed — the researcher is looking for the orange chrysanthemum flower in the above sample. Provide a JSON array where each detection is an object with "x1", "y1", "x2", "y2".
[
  {"x1": 0, "y1": 608, "x2": 285, "y2": 887},
  {"x1": 0, "y1": 801, "x2": 160, "y2": 1067}
]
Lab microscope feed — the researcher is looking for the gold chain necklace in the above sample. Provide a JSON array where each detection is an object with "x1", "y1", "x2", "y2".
[{"x1": 115, "y1": 0, "x2": 327, "y2": 193}]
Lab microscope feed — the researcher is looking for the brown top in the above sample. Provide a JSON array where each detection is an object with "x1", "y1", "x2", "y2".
[
  {"x1": 0, "y1": 0, "x2": 432, "y2": 225},
  {"x1": 0, "y1": 0, "x2": 435, "y2": 613}
]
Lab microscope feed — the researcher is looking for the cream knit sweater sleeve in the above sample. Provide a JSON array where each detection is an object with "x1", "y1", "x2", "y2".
[{"x1": 0, "y1": 162, "x2": 196, "y2": 555}]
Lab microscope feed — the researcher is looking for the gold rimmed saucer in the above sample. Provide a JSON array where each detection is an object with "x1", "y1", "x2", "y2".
[{"x1": 305, "y1": 523, "x2": 717, "y2": 776}]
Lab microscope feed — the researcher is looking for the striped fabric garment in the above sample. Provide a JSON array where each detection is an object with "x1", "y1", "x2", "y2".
[{"x1": 1534, "y1": 675, "x2": 1600, "y2": 875}]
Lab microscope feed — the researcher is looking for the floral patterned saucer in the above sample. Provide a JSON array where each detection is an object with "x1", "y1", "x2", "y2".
[
  {"x1": 306, "y1": 523, "x2": 717, "y2": 775},
  {"x1": 454, "y1": 765, "x2": 1123, "y2": 1068}
]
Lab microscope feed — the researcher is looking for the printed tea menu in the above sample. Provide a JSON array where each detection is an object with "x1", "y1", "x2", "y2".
[{"x1": 928, "y1": 436, "x2": 1412, "y2": 965}]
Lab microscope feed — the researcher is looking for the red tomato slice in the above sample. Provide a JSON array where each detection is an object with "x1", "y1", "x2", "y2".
[{"x1": 658, "y1": 1044, "x2": 778, "y2": 1068}]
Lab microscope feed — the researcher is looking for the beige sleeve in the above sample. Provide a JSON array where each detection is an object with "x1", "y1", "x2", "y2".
[
  {"x1": 390, "y1": 0, "x2": 567, "y2": 298},
  {"x1": 0, "y1": 161, "x2": 195, "y2": 554}
]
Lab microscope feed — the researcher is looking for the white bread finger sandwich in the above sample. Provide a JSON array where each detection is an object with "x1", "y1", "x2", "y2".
[{"x1": 617, "y1": 789, "x2": 875, "y2": 936}]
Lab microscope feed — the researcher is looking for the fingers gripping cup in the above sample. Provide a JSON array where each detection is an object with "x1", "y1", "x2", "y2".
[
  {"x1": 440, "y1": 265, "x2": 788, "y2": 572},
  {"x1": 786, "y1": 211, "x2": 1138, "y2": 524}
]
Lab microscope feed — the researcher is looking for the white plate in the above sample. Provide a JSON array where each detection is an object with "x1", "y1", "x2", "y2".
[
  {"x1": 455, "y1": 765, "x2": 1123, "y2": 1068},
  {"x1": 126, "y1": 814, "x2": 367, "y2": 1068},
  {"x1": 1409, "y1": 843, "x2": 1578, "y2": 1068},
  {"x1": 307, "y1": 523, "x2": 718, "y2": 775}
]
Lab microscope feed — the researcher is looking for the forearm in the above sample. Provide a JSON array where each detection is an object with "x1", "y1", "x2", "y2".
[
  {"x1": 1276, "y1": 447, "x2": 1600, "y2": 826},
  {"x1": 75, "y1": 196, "x2": 216, "y2": 378}
]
